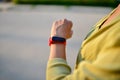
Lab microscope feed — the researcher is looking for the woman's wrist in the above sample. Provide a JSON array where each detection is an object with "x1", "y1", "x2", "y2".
[
  {"x1": 49, "y1": 44, "x2": 66, "y2": 60},
  {"x1": 49, "y1": 36, "x2": 66, "y2": 46}
]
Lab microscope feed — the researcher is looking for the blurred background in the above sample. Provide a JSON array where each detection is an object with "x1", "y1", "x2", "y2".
[{"x1": 0, "y1": 0, "x2": 118, "y2": 80}]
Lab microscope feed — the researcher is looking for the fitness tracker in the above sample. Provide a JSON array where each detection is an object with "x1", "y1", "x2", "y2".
[{"x1": 49, "y1": 36, "x2": 66, "y2": 46}]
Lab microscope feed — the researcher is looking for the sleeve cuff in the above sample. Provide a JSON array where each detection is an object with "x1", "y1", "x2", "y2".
[{"x1": 47, "y1": 58, "x2": 71, "y2": 73}]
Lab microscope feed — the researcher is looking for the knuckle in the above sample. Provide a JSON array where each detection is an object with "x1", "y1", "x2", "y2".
[
  {"x1": 53, "y1": 21, "x2": 57, "y2": 25},
  {"x1": 63, "y1": 18, "x2": 67, "y2": 22}
]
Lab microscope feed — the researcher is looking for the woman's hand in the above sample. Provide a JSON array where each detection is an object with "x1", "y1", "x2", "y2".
[{"x1": 51, "y1": 19, "x2": 73, "y2": 39}]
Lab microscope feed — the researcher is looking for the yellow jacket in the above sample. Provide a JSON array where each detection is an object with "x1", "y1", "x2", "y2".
[{"x1": 46, "y1": 9, "x2": 120, "y2": 80}]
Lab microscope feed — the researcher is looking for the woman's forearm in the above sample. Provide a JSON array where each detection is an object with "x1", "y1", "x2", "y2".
[{"x1": 49, "y1": 44, "x2": 66, "y2": 60}]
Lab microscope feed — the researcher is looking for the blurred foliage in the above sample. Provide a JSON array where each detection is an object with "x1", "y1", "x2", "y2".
[{"x1": 13, "y1": 0, "x2": 118, "y2": 7}]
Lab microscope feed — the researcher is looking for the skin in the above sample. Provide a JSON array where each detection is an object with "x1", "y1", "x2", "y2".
[
  {"x1": 49, "y1": 19, "x2": 73, "y2": 60},
  {"x1": 49, "y1": 4, "x2": 120, "y2": 60},
  {"x1": 102, "y1": 4, "x2": 120, "y2": 27}
]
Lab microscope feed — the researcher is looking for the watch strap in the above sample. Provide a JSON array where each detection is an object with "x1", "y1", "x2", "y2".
[{"x1": 49, "y1": 36, "x2": 66, "y2": 46}]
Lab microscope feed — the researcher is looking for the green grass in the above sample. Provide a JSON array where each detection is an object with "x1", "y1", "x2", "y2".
[{"x1": 13, "y1": 0, "x2": 118, "y2": 7}]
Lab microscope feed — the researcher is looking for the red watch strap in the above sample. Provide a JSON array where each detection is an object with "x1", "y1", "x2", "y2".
[{"x1": 49, "y1": 37, "x2": 66, "y2": 46}]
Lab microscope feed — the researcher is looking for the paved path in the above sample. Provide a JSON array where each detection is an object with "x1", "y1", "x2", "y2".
[{"x1": 0, "y1": 4, "x2": 112, "y2": 80}]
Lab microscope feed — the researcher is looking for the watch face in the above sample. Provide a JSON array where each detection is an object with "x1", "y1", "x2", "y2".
[{"x1": 52, "y1": 37, "x2": 66, "y2": 42}]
